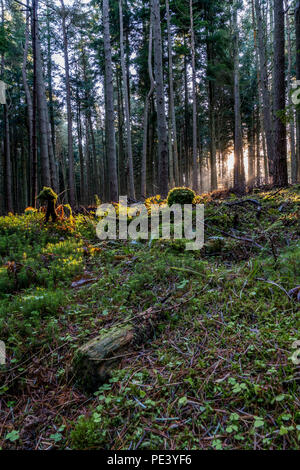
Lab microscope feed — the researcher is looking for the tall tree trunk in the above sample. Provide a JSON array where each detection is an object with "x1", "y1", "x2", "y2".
[
  {"x1": 295, "y1": 1, "x2": 300, "y2": 181},
  {"x1": 151, "y1": 0, "x2": 168, "y2": 197},
  {"x1": 248, "y1": 117, "x2": 255, "y2": 187},
  {"x1": 141, "y1": 15, "x2": 154, "y2": 199},
  {"x1": 31, "y1": 0, "x2": 38, "y2": 207},
  {"x1": 166, "y1": 0, "x2": 179, "y2": 187},
  {"x1": 285, "y1": 0, "x2": 297, "y2": 183},
  {"x1": 207, "y1": 39, "x2": 217, "y2": 191},
  {"x1": 3, "y1": 107, "x2": 13, "y2": 212},
  {"x1": 273, "y1": 0, "x2": 288, "y2": 186},
  {"x1": 103, "y1": 0, "x2": 119, "y2": 201},
  {"x1": 233, "y1": 5, "x2": 245, "y2": 192},
  {"x1": 22, "y1": 3, "x2": 33, "y2": 199},
  {"x1": 1, "y1": 0, "x2": 13, "y2": 212},
  {"x1": 60, "y1": 0, "x2": 76, "y2": 206},
  {"x1": 36, "y1": 18, "x2": 51, "y2": 188},
  {"x1": 119, "y1": 0, "x2": 135, "y2": 200},
  {"x1": 76, "y1": 100, "x2": 85, "y2": 205},
  {"x1": 254, "y1": 0, "x2": 274, "y2": 178},
  {"x1": 190, "y1": 0, "x2": 198, "y2": 192},
  {"x1": 46, "y1": 1, "x2": 58, "y2": 192}
]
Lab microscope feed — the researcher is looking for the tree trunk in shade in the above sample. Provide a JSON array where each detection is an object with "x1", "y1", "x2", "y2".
[
  {"x1": 273, "y1": 0, "x2": 288, "y2": 186},
  {"x1": 190, "y1": 0, "x2": 198, "y2": 192},
  {"x1": 295, "y1": 1, "x2": 300, "y2": 181},
  {"x1": 60, "y1": 0, "x2": 76, "y2": 206},
  {"x1": 119, "y1": 0, "x2": 135, "y2": 201},
  {"x1": 151, "y1": 0, "x2": 169, "y2": 197},
  {"x1": 233, "y1": 5, "x2": 245, "y2": 193},
  {"x1": 103, "y1": 0, "x2": 119, "y2": 202}
]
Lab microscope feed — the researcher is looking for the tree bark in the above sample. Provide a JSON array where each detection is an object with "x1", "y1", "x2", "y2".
[
  {"x1": 103, "y1": 0, "x2": 119, "y2": 202},
  {"x1": 295, "y1": 1, "x2": 300, "y2": 181},
  {"x1": 119, "y1": 0, "x2": 135, "y2": 201},
  {"x1": 285, "y1": 0, "x2": 297, "y2": 183},
  {"x1": 190, "y1": 0, "x2": 198, "y2": 192},
  {"x1": 60, "y1": 0, "x2": 76, "y2": 206},
  {"x1": 273, "y1": 0, "x2": 288, "y2": 186},
  {"x1": 233, "y1": 5, "x2": 245, "y2": 192},
  {"x1": 22, "y1": 3, "x2": 33, "y2": 202},
  {"x1": 36, "y1": 17, "x2": 51, "y2": 188},
  {"x1": 141, "y1": 14, "x2": 154, "y2": 199},
  {"x1": 31, "y1": 0, "x2": 38, "y2": 207},
  {"x1": 254, "y1": 0, "x2": 274, "y2": 178},
  {"x1": 151, "y1": 0, "x2": 169, "y2": 197},
  {"x1": 166, "y1": 0, "x2": 179, "y2": 187}
]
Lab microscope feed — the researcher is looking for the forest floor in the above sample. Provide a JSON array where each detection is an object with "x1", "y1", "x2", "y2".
[{"x1": 0, "y1": 187, "x2": 299, "y2": 450}]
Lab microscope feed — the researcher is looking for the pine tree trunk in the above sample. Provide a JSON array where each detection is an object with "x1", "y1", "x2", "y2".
[
  {"x1": 60, "y1": 0, "x2": 76, "y2": 206},
  {"x1": 46, "y1": 4, "x2": 58, "y2": 193},
  {"x1": 3, "y1": 106, "x2": 13, "y2": 212},
  {"x1": 295, "y1": 1, "x2": 300, "y2": 181},
  {"x1": 141, "y1": 15, "x2": 154, "y2": 199},
  {"x1": 22, "y1": 2, "x2": 33, "y2": 199},
  {"x1": 119, "y1": 0, "x2": 135, "y2": 201},
  {"x1": 151, "y1": 0, "x2": 169, "y2": 197},
  {"x1": 190, "y1": 0, "x2": 198, "y2": 192},
  {"x1": 285, "y1": 0, "x2": 297, "y2": 183},
  {"x1": 233, "y1": 5, "x2": 245, "y2": 193},
  {"x1": 273, "y1": 0, "x2": 288, "y2": 186},
  {"x1": 103, "y1": 0, "x2": 119, "y2": 202},
  {"x1": 254, "y1": 0, "x2": 274, "y2": 179},
  {"x1": 36, "y1": 27, "x2": 51, "y2": 187},
  {"x1": 166, "y1": 0, "x2": 179, "y2": 187}
]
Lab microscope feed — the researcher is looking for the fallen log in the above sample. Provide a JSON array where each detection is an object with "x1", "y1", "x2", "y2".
[
  {"x1": 72, "y1": 324, "x2": 135, "y2": 392},
  {"x1": 72, "y1": 296, "x2": 179, "y2": 392}
]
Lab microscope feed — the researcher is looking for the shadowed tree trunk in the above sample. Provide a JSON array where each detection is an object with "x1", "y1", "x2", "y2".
[
  {"x1": 254, "y1": 0, "x2": 274, "y2": 179},
  {"x1": 141, "y1": 13, "x2": 154, "y2": 199},
  {"x1": 36, "y1": 25, "x2": 51, "y2": 187},
  {"x1": 285, "y1": 0, "x2": 297, "y2": 183},
  {"x1": 22, "y1": 2, "x2": 33, "y2": 198},
  {"x1": 166, "y1": 0, "x2": 179, "y2": 187},
  {"x1": 119, "y1": 0, "x2": 135, "y2": 201},
  {"x1": 103, "y1": 0, "x2": 119, "y2": 202},
  {"x1": 60, "y1": 0, "x2": 76, "y2": 206},
  {"x1": 273, "y1": 0, "x2": 288, "y2": 186},
  {"x1": 152, "y1": 0, "x2": 169, "y2": 197},
  {"x1": 190, "y1": 0, "x2": 198, "y2": 192},
  {"x1": 295, "y1": 1, "x2": 300, "y2": 181},
  {"x1": 233, "y1": 4, "x2": 245, "y2": 192}
]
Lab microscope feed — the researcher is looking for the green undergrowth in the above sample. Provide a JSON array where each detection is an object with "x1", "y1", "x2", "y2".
[{"x1": 0, "y1": 187, "x2": 299, "y2": 450}]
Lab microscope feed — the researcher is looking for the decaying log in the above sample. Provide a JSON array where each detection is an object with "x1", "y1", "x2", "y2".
[
  {"x1": 72, "y1": 324, "x2": 135, "y2": 392},
  {"x1": 72, "y1": 297, "x2": 176, "y2": 392}
]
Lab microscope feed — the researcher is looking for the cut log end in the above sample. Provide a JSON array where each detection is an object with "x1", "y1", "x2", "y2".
[{"x1": 72, "y1": 325, "x2": 134, "y2": 393}]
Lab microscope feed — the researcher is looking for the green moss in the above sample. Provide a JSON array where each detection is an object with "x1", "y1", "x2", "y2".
[
  {"x1": 167, "y1": 187, "x2": 195, "y2": 206},
  {"x1": 37, "y1": 187, "x2": 58, "y2": 202}
]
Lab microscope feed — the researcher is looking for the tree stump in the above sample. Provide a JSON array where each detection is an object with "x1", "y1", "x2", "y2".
[
  {"x1": 72, "y1": 325, "x2": 134, "y2": 392},
  {"x1": 72, "y1": 303, "x2": 169, "y2": 392},
  {"x1": 37, "y1": 187, "x2": 58, "y2": 222}
]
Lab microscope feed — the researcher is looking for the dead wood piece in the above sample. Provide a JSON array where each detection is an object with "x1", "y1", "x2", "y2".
[{"x1": 72, "y1": 295, "x2": 187, "y2": 392}]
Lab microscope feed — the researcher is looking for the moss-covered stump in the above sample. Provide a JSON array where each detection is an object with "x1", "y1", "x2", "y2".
[
  {"x1": 72, "y1": 305, "x2": 169, "y2": 393},
  {"x1": 73, "y1": 325, "x2": 134, "y2": 393},
  {"x1": 37, "y1": 187, "x2": 58, "y2": 223}
]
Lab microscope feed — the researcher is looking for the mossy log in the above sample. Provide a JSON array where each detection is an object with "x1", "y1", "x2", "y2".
[{"x1": 72, "y1": 304, "x2": 168, "y2": 392}]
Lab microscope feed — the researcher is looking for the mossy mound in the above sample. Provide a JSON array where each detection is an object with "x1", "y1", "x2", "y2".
[{"x1": 167, "y1": 187, "x2": 196, "y2": 206}]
